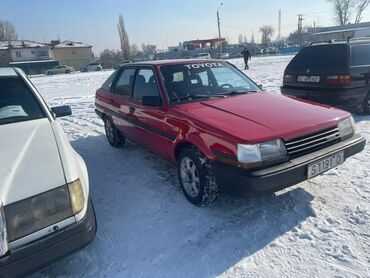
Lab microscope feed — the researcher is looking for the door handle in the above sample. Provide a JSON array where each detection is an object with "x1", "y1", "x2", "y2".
[{"x1": 129, "y1": 107, "x2": 135, "y2": 113}]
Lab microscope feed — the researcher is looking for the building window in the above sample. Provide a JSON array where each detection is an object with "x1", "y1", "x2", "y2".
[{"x1": 15, "y1": 51, "x2": 22, "y2": 58}]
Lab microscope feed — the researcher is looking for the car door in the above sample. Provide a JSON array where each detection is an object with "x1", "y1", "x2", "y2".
[
  {"x1": 109, "y1": 67, "x2": 137, "y2": 139},
  {"x1": 129, "y1": 67, "x2": 173, "y2": 158}
]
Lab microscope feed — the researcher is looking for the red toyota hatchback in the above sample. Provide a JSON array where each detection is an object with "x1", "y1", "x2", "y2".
[{"x1": 95, "y1": 60, "x2": 365, "y2": 206}]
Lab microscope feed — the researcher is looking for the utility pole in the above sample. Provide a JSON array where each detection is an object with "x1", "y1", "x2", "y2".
[
  {"x1": 278, "y1": 9, "x2": 282, "y2": 41},
  {"x1": 297, "y1": 14, "x2": 304, "y2": 34},
  {"x1": 217, "y1": 3, "x2": 223, "y2": 56}
]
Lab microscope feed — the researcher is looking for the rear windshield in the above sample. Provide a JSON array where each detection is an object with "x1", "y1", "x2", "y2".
[
  {"x1": 351, "y1": 44, "x2": 370, "y2": 66},
  {"x1": 0, "y1": 77, "x2": 45, "y2": 125},
  {"x1": 287, "y1": 44, "x2": 348, "y2": 71}
]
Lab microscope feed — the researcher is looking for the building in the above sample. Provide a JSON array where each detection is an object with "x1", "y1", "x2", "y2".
[
  {"x1": 0, "y1": 40, "x2": 57, "y2": 74},
  {"x1": 183, "y1": 38, "x2": 227, "y2": 50},
  {"x1": 52, "y1": 40, "x2": 93, "y2": 70},
  {"x1": 310, "y1": 21, "x2": 370, "y2": 41}
]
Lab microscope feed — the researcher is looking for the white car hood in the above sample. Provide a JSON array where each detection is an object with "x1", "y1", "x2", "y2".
[{"x1": 0, "y1": 118, "x2": 66, "y2": 205}]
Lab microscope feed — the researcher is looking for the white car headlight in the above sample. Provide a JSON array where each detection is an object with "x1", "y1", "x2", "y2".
[
  {"x1": 237, "y1": 139, "x2": 287, "y2": 164},
  {"x1": 338, "y1": 117, "x2": 355, "y2": 140}
]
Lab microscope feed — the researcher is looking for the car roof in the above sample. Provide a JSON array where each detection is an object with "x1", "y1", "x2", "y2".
[
  {"x1": 121, "y1": 59, "x2": 223, "y2": 67},
  {"x1": 309, "y1": 37, "x2": 370, "y2": 47},
  {"x1": 0, "y1": 67, "x2": 18, "y2": 77}
]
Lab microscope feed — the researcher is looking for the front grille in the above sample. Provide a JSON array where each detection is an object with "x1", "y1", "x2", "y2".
[{"x1": 285, "y1": 127, "x2": 340, "y2": 158}]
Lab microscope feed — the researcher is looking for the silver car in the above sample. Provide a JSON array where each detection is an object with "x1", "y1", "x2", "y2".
[{"x1": 45, "y1": 65, "x2": 75, "y2": 75}]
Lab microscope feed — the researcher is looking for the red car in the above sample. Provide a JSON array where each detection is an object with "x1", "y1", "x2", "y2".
[{"x1": 95, "y1": 60, "x2": 365, "y2": 206}]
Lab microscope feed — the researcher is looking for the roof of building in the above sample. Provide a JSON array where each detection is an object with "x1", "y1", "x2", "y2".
[
  {"x1": 0, "y1": 40, "x2": 49, "y2": 50},
  {"x1": 312, "y1": 21, "x2": 370, "y2": 34},
  {"x1": 53, "y1": 40, "x2": 92, "y2": 48}
]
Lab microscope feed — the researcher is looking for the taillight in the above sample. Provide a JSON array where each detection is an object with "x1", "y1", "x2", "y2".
[
  {"x1": 283, "y1": 74, "x2": 293, "y2": 83},
  {"x1": 326, "y1": 75, "x2": 352, "y2": 85}
]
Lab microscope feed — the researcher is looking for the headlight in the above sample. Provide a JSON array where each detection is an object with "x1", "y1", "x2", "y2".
[
  {"x1": 4, "y1": 186, "x2": 73, "y2": 242},
  {"x1": 237, "y1": 139, "x2": 287, "y2": 164},
  {"x1": 338, "y1": 117, "x2": 355, "y2": 141}
]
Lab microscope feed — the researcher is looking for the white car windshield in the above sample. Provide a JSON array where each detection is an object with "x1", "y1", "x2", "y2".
[
  {"x1": 160, "y1": 61, "x2": 260, "y2": 104},
  {"x1": 0, "y1": 77, "x2": 45, "y2": 125}
]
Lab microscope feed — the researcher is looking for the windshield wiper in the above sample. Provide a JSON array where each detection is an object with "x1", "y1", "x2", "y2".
[{"x1": 222, "y1": 91, "x2": 257, "y2": 96}]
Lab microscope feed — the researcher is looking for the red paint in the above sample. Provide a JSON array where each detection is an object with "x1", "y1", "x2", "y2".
[{"x1": 96, "y1": 60, "x2": 351, "y2": 164}]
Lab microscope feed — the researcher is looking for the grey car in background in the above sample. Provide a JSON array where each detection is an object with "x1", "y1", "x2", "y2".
[{"x1": 45, "y1": 65, "x2": 75, "y2": 75}]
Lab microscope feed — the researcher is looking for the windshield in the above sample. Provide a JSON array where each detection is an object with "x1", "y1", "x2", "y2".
[
  {"x1": 0, "y1": 77, "x2": 45, "y2": 125},
  {"x1": 160, "y1": 62, "x2": 260, "y2": 104}
]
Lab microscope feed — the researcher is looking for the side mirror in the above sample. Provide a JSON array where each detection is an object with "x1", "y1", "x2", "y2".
[
  {"x1": 258, "y1": 83, "x2": 263, "y2": 90},
  {"x1": 142, "y1": 96, "x2": 162, "y2": 107},
  {"x1": 51, "y1": 105, "x2": 72, "y2": 118}
]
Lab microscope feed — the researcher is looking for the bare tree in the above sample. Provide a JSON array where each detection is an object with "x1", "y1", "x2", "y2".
[
  {"x1": 130, "y1": 44, "x2": 140, "y2": 57},
  {"x1": 238, "y1": 34, "x2": 243, "y2": 44},
  {"x1": 354, "y1": 0, "x2": 370, "y2": 23},
  {"x1": 0, "y1": 20, "x2": 18, "y2": 40},
  {"x1": 141, "y1": 44, "x2": 157, "y2": 56},
  {"x1": 259, "y1": 25, "x2": 274, "y2": 45},
  {"x1": 117, "y1": 14, "x2": 130, "y2": 59},
  {"x1": 328, "y1": 0, "x2": 370, "y2": 25}
]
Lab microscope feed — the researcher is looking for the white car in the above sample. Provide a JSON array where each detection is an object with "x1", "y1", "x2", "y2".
[
  {"x1": 45, "y1": 65, "x2": 75, "y2": 75},
  {"x1": 196, "y1": 52, "x2": 211, "y2": 59},
  {"x1": 0, "y1": 68, "x2": 96, "y2": 276},
  {"x1": 81, "y1": 63, "x2": 102, "y2": 72}
]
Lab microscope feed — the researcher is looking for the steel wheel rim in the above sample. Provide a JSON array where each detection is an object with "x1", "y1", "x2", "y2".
[
  {"x1": 180, "y1": 157, "x2": 200, "y2": 198},
  {"x1": 105, "y1": 119, "x2": 115, "y2": 143}
]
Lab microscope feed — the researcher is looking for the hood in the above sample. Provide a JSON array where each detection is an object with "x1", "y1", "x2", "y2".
[
  {"x1": 174, "y1": 93, "x2": 349, "y2": 143},
  {"x1": 0, "y1": 118, "x2": 66, "y2": 205}
]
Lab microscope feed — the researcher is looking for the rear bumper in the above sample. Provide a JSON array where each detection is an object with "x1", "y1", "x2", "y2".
[
  {"x1": 0, "y1": 199, "x2": 96, "y2": 278},
  {"x1": 281, "y1": 86, "x2": 368, "y2": 110},
  {"x1": 212, "y1": 134, "x2": 366, "y2": 197}
]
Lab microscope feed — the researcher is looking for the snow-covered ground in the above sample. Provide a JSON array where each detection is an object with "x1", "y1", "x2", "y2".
[{"x1": 30, "y1": 56, "x2": 369, "y2": 278}]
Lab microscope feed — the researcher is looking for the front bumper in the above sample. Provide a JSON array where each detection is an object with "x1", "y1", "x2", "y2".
[
  {"x1": 212, "y1": 134, "x2": 366, "y2": 197},
  {"x1": 0, "y1": 199, "x2": 96, "y2": 278}
]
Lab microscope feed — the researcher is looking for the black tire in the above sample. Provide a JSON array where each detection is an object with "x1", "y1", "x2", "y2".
[
  {"x1": 96, "y1": 67, "x2": 102, "y2": 71},
  {"x1": 178, "y1": 146, "x2": 218, "y2": 206},
  {"x1": 364, "y1": 93, "x2": 370, "y2": 115},
  {"x1": 47, "y1": 71, "x2": 52, "y2": 75},
  {"x1": 104, "y1": 116, "x2": 125, "y2": 148},
  {"x1": 66, "y1": 70, "x2": 71, "y2": 74}
]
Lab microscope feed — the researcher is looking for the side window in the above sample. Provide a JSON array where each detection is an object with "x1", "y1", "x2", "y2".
[
  {"x1": 114, "y1": 68, "x2": 136, "y2": 96},
  {"x1": 101, "y1": 70, "x2": 117, "y2": 91},
  {"x1": 133, "y1": 68, "x2": 161, "y2": 102},
  {"x1": 351, "y1": 44, "x2": 370, "y2": 66}
]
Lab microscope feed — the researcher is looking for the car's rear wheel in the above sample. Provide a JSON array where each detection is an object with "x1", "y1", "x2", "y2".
[
  {"x1": 66, "y1": 70, "x2": 71, "y2": 74},
  {"x1": 104, "y1": 117, "x2": 125, "y2": 147},
  {"x1": 47, "y1": 71, "x2": 52, "y2": 75},
  {"x1": 178, "y1": 147, "x2": 218, "y2": 206},
  {"x1": 364, "y1": 93, "x2": 370, "y2": 115},
  {"x1": 96, "y1": 67, "x2": 102, "y2": 71}
]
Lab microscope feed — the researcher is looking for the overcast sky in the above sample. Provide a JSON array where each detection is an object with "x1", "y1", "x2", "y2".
[{"x1": 2, "y1": 0, "x2": 370, "y2": 54}]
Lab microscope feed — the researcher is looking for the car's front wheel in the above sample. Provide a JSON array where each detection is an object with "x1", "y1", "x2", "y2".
[
  {"x1": 364, "y1": 93, "x2": 370, "y2": 115},
  {"x1": 104, "y1": 116, "x2": 125, "y2": 147},
  {"x1": 178, "y1": 147, "x2": 218, "y2": 206},
  {"x1": 47, "y1": 71, "x2": 52, "y2": 75},
  {"x1": 66, "y1": 70, "x2": 71, "y2": 74}
]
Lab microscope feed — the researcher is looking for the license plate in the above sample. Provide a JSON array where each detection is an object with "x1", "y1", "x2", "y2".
[
  {"x1": 307, "y1": 152, "x2": 344, "y2": 179},
  {"x1": 297, "y1": 75, "x2": 320, "y2": 83}
]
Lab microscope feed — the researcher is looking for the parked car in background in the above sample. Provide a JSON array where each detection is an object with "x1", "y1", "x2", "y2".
[
  {"x1": 45, "y1": 65, "x2": 75, "y2": 75},
  {"x1": 213, "y1": 53, "x2": 230, "y2": 59},
  {"x1": 95, "y1": 60, "x2": 365, "y2": 206},
  {"x1": 281, "y1": 38, "x2": 370, "y2": 114},
  {"x1": 196, "y1": 52, "x2": 211, "y2": 59},
  {"x1": 229, "y1": 52, "x2": 242, "y2": 59},
  {"x1": 81, "y1": 62, "x2": 103, "y2": 72},
  {"x1": 0, "y1": 68, "x2": 96, "y2": 276}
]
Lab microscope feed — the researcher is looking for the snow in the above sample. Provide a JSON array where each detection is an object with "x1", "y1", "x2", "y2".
[{"x1": 29, "y1": 56, "x2": 370, "y2": 278}]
